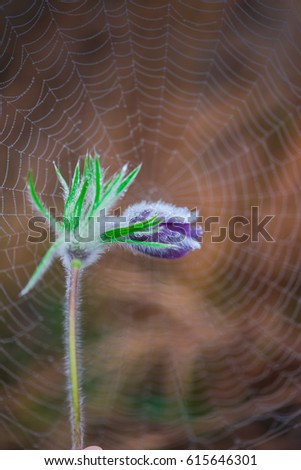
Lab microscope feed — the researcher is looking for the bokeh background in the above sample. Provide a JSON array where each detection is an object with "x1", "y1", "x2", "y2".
[{"x1": 1, "y1": 0, "x2": 301, "y2": 449}]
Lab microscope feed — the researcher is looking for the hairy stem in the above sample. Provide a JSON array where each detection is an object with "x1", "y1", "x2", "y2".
[{"x1": 66, "y1": 258, "x2": 83, "y2": 449}]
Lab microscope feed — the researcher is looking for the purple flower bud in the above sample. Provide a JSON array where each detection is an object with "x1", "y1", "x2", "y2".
[{"x1": 122, "y1": 201, "x2": 202, "y2": 259}]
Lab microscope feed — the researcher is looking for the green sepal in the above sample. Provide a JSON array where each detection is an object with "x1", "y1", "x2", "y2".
[{"x1": 110, "y1": 238, "x2": 177, "y2": 250}]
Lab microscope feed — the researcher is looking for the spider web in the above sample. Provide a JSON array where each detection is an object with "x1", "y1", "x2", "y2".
[{"x1": 1, "y1": 0, "x2": 301, "y2": 450}]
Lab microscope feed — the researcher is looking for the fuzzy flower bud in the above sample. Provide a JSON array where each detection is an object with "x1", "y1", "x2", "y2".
[{"x1": 121, "y1": 201, "x2": 202, "y2": 259}]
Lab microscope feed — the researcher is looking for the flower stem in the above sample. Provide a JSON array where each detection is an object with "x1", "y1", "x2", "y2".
[{"x1": 66, "y1": 258, "x2": 83, "y2": 449}]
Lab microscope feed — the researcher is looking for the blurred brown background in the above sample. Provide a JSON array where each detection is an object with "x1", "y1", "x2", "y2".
[{"x1": 1, "y1": 0, "x2": 301, "y2": 449}]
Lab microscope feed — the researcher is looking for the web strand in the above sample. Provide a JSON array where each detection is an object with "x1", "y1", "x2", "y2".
[{"x1": 1, "y1": 0, "x2": 301, "y2": 450}]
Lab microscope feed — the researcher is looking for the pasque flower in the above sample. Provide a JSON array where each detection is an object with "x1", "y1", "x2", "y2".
[
  {"x1": 21, "y1": 155, "x2": 202, "y2": 448},
  {"x1": 121, "y1": 201, "x2": 201, "y2": 259},
  {"x1": 21, "y1": 156, "x2": 202, "y2": 295}
]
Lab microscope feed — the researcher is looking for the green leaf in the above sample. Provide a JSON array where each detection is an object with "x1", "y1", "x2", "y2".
[
  {"x1": 73, "y1": 178, "x2": 89, "y2": 228},
  {"x1": 102, "y1": 175, "x2": 113, "y2": 193},
  {"x1": 83, "y1": 157, "x2": 102, "y2": 221},
  {"x1": 117, "y1": 164, "x2": 141, "y2": 195},
  {"x1": 64, "y1": 162, "x2": 79, "y2": 217},
  {"x1": 93, "y1": 157, "x2": 101, "y2": 206},
  {"x1": 53, "y1": 162, "x2": 69, "y2": 196},
  {"x1": 92, "y1": 168, "x2": 125, "y2": 213},
  {"x1": 100, "y1": 216, "x2": 162, "y2": 242},
  {"x1": 103, "y1": 169, "x2": 123, "y2": 197},
  {"x1": 20, "y1": 239, "x2": 63, "y2": 296},
  {"x1": 27, "y1": 170, "x2": 50, "y2": 220},
  {"x1": 83, "y1": 154, "x2": 92, "y2": 180}
]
